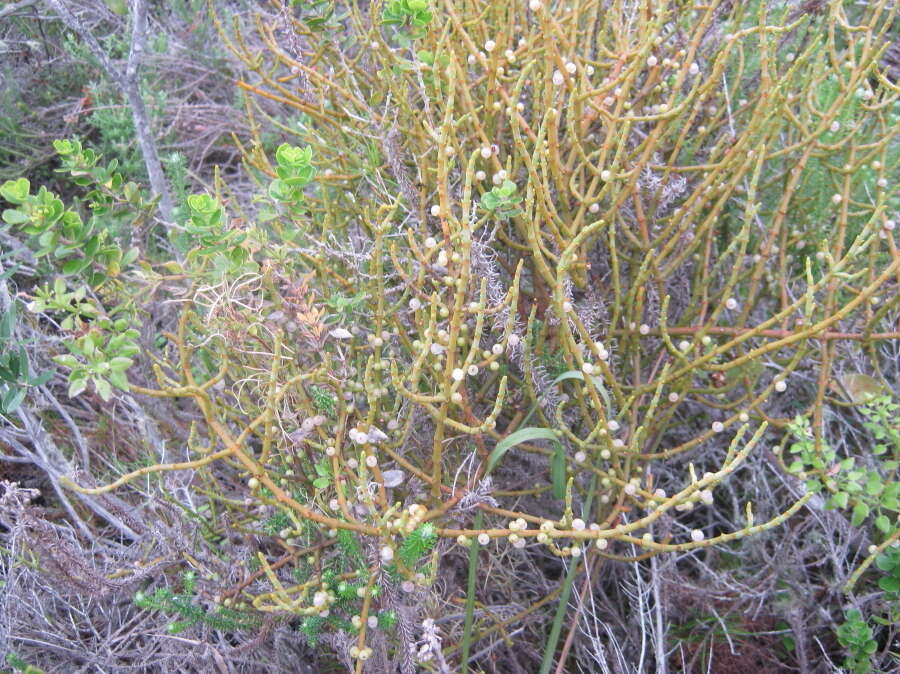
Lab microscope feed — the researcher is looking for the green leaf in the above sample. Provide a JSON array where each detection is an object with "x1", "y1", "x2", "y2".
[
  {"x1": 107, "y1": 370, "x2": 129, "y2": 391},
  {"x1": 879, "y1": 575, "x2": 899, "y2": 593},
  {"x1": 480, "y1": 192, "x2": 499, "y2": 210},
  {"x1": 68, "y1": 375, "x2": 88, "y2": 398},
  {"x1": 874, "y1": 552, "x2": 895, "y2": 572},
  {"x1": 498, "y1": 180, "x2": 517, "y2": 197},
  {"x1": 551, "y1": 445, "x2": 566, "y2": 500},
  {"x1": 52, "y1": 354, "x2": 80, "y2": 369},
  {"x1": 0, "y1": 264, "x2": 19, "y2": 281},
  {"x1": 865, "y1": 475, "x2": 883, "y2": 496},
  {"x1": 486, "y1": 427, "x2": 560, "y2": 476},
  {"x1": 62, "y1": 257, "x2": 91, "y2": 275},
  {"x1": 94, "y1": 377, "x2": 112, "y2": 401},
  {"x1": 1, "y1": 386, "x2": 26, "y2": 414},
  {"x1": 275, "y1": 143, "x2": 313, "y2": 168},
  {"x1": 0, "y1": 178, "x2": 30, "y2": 204},
  {"x1": 2, "y1": 209, "x2": 30, "y2": 225},
  {"x1": 28, "y1": 370, "x2": 54, "y2": 387},
  {"x1": 850, "y1": 501, "x2": 869, "y2": 527},
  {"x1": 831, "y1": 491, "x2": 849, "y2": 509},
  {"x1": 108, "y1": 357, "x2": 134, "y2": 372},
  {"x1": 52, "y1": 139, "x2": 75, "y2": 155},
  {"x1": 312, "y1": 477, "x2": 330, "y2": 489},
  {"x1": 874, "y1": 515, "x2": 891, "y2": 534},
  {"x1": 0, "y1": 305, "x2": 14, "y2": 341},
  {"x1": 122, "y1": 246, "x2": 140, "y2": 266}
]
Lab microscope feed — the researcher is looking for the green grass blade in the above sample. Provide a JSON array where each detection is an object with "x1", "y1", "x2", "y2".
[
  {"x1": 538, "y1": 475, "x2": 598, "y2": 674},
  {"x1": 460, "y1": 509, "x2": 483, "y2": 672}
]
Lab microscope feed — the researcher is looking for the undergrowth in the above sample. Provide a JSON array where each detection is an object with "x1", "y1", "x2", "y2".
[{"x1": 0, "y1": 0, "x2": 897, "y2": 672}]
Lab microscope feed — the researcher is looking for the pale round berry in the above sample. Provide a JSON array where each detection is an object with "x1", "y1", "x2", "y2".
[
  {"x1": 690, "y1": 529, "x2": 705, "y2": 542},
  {"x1": 478, "y1": 533, "x2": 490, "y2": 545},
  {"x1": 774, "y1": 380, "x2": 787, "y2": 392}
]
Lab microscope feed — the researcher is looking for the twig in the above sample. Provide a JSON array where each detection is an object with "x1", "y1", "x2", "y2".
[{"x1": 45, "y1": 0, "x2": 174, "y2": 223}]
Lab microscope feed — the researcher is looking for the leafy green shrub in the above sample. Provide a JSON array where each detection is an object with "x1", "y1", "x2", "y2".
[
  {"x1": 0, "y1": 296, "x2": 54, "y2": 414},
  {"x1": 836, "y1": 609, "x2": 878, "y2": 674},
  {"x1": 786, "y1": 395, "x2": 898, "y2": 534}
]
